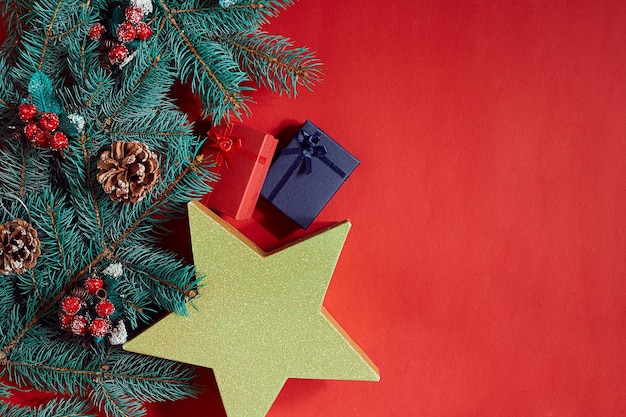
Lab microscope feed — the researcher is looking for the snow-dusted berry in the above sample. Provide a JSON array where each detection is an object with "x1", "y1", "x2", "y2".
[
  {"x1": 88, "y1": 23, "x2": 106, "y2": 41},
  {"x1": 61, "y1": 295, "x2": 82, "y2": 315},
  {"x1": 84, "y1": 276, "x2": 104, "y2": 294},
  {"x1": 124, "y1": 6, "x2": 144, "y2": 24},
  {"x1": 109, "y1": 44, "x2": 129, "y2": 64},
  {"x1": 116, "y1": 22, "x2": 137, "y2": 43},
  {"x1": 50, "y1": 131, "x2": 69, "y2": 151},
  {"x1": 18, "y1": 103, "x2": 38, "y2": 121},
  {"x1": 59, "y1": 313, "x2": 74, "y2": 330},
  {"x1": 38, "y1": 112, "x2": 59, "y2": 131},
  {"x1": 95, "y1": 299, "x2": 115, "y2": 317},
  {"x1": 33, "y1": 132, "x2": 51, "y2": 148},
  {"x1": 89, "y1": 318, "x2": 110, "y2": 337},
  {"x1": 70, "y1": 315, "x2": 88, "y2": 336},
  {"x1": 135, "y1": 22, "x2": 152, "y2": 41},
  {"x1": 24, "y1": 122, "x2": 45, "y2": 144}
]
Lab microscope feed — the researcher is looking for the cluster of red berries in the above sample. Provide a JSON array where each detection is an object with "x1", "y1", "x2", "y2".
[
  {"x1": 59, "y1": 275, "x2": 116, "y2": 339},
  {"x1": 18, "y1": 103, "x2": 69, "y2": 150},
  {"x1": 88, "y1": 6, "x2": 153, "y2": 65}
]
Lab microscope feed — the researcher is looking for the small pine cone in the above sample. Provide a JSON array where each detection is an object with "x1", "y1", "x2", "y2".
[
  {"x1": 71, "y1": 286, "x2": 91, "y2": 303},
  {"x1": 96, "y1": 141, "x2": 160, "y2": 203},
  {"x1": 0, "y1": 219, "x2": 41, "y2": 275},
  {"x1": 98, "y1": 39, "x2": 116, "y2": 72},
  {"x1": 10, "y1": 128, "x2": 24, "y2": 142}
]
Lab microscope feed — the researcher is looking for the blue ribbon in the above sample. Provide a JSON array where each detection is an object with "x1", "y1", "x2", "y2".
[{"x1": 265, "y1": 130, "x2": 347, "y2": 203}]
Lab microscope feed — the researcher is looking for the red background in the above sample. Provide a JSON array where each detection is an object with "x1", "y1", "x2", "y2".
[
  {"x1": 165, "y1": 1, "x2": 626, "y2": 415},
  {"x1": 5, "y1": 0, "x2": 626, "y2": 416}
]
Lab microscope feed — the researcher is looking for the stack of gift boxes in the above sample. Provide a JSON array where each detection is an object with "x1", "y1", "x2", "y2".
[{"x1": 202, "y1": 120, "x2": 359, "y2": 228}]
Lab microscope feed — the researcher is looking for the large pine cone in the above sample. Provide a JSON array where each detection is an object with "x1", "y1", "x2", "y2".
[
  {"x1": 97, "y1": 141, "x2": 160, "y2": 203},
  {"x1": 0, "y1": 219, "x2": 41, "y2": 275}
]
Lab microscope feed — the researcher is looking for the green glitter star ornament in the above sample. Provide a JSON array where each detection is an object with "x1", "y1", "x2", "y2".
[{"x1": 123, "y1": 201, "x2": 379, "y2": 417}]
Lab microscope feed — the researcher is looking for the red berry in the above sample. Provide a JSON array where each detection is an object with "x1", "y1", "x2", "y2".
[
  {"x1": 89, "y1": 318, "x2": 110, "y2": 337},
  {"x1": 24, "y1": 121, "x2": 44, "y2": 142},
  {"x1": 32, "y1": 131, "x2": 51, "y2": 148},
  {"x1": 124, "y1": 6, "x2": 144, "y2": 24},
  {"x1": 18, "y1": 103, "x2": 38, "y2": 121},
  {"x1": 88, "y1": 23, "x2": 106, "y2": 41},
  {"x1": 38, "y1": 112, "x2": 59, "y2": 131},
  {"x1": 59, "y1": 313, "x2": 74, "y2": 330},
  {"x1": 109, "y1": 44, "x2": 128, "y2": 64},
  {"x1": 70, "y1": 315, "x2": 88, "y2": 336},
  {"x1": 135, "y1": 22, "x2": 152, "y2": 41},
  {"x1": 95, "y1": 299, "x2": 115, "y2": 317},
  {"x1": 50, "y1": 131, "x2": 69, "y2": 151},
  {"x1": 61, "y1": 295, "x2": 82, "y2": 315},
  {"x1": 84, "y1": 276, "x2": 104, "y2": 294},
  {"x1": 116, "y1": 22, "x2": 137, "y2": 43}
]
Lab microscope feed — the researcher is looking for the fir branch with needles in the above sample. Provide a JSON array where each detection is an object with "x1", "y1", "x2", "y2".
[
  {"x1": 0, "y1": 0, "x2": 322, "y2": 415},
  {"x1": 0, "y1": 396, "x2": 96, "y2": 417}
]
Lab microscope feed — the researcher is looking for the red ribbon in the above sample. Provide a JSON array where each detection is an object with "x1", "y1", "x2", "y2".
[
  {"x1": 207, "y1": 129, "x2": 242, "y2": 169},
  {"x1": 206, "y1": 127, "x2": 268, "y2": 170}
]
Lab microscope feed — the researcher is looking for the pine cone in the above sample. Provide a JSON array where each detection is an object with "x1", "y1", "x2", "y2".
[
  {"x1": 96, "y1": 140, "x2": 160, "y2": 203},
  {"x1": 0, "y1": 219, "x2": 42, "y2": 275},
  {"x1": 98, "y1": 38, "x2": 117, "y2": 73},
  {"x1": 71, "y1": 286, "x2": 91, "y2": 303}
]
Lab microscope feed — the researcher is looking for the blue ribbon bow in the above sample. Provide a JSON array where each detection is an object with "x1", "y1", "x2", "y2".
[
  {"x1": 265, "y1": 129, "x2": 348, "y2": 203},
  {"x1": 295, "y1": 130, "x2": 328, "y2": 175}
]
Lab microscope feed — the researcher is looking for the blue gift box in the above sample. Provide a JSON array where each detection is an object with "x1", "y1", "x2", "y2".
[{"x1": 261, "y1": 120, "x2": 359, "y2": 229}]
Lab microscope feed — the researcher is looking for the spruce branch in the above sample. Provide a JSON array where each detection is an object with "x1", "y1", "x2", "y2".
[
  {"x1": 0, "y1": 153, "x2": 212, "y2": 354},
  {"x1": 168, "y1": 0, "x2": 293, "y2": 35},
  {"x1": 0, "y1": 381, "x2": 11, "y2": 397},
  {"x1": 11, "y1": 0, "x2": 96, "y2": 84},
  {"x1": 0, "y1": 278, "x2": 16, "y2": 331},
  {"x1": 0, "y1": 139, "x2": 52, "y2": 197},
  {"x1": 0, "y1": 1, "x2": 27, "y2": 62},
  {"x1": 78, "y1": 131, "x2": 105, "y2": 248},
  {"x1": 111, "y1": 244, "x2": 200, "y2": 315},
  {"x1": 27, "y1": 268, "x2": 44, "y2": 302},
  {"x1": 0, "y1": 0, "x2": 322, "y2": 414},
  {"x1": 5, "y1": 338, "x2": 195, "y2": 409},
  {"x1": 99, "y1": 52, "x2": 170, "y2": 132},
  {"x1": 157, "y1": 0, "x2": 250, "y2": 121},
  {"x1": 0, "y1": 58, "x2": 20, "y2": 112},
  {"x1": 38, "y1": 0, "x2": 65, "y2": 70},
  {"x1": 0, "y1": 396, "x2": 95, "y2": 417},
  {"x1": 215, "y1": 30, "x2": 323, "y2": 96},
  {"x1": 4, "y1": 329, "x2": 100, "y2": 395},
  {"x1": 90, "y1": 380, "x2": 144, "y2": 417},
  {"x1": 100, "y1": 348, "x2": 196, "y2": 402}
]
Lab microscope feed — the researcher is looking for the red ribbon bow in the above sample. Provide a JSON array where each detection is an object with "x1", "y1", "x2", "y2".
[{"x1": 207, "y1": 129, "x2": 242, "y2": 169}]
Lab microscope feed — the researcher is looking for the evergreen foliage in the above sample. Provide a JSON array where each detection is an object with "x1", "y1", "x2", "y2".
[
  {"x1": 0, "y1": 396, "x2": 96, "y2": 417},
  {"x1": 0, "y1": 0, "x2": 320, "y2": 415}
]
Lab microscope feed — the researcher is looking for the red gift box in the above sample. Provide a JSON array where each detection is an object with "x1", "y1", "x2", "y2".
[{"x1": 201, "y1": 123, "x2": 278, "y2": 220}]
